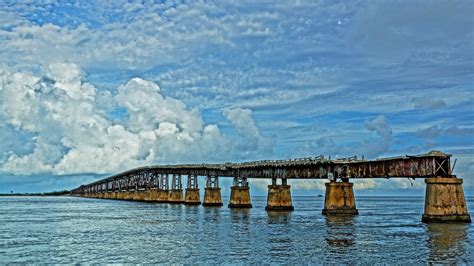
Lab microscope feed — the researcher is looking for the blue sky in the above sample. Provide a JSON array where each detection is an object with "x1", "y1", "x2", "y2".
[{"x1": 0, "y1": 0, "x2": 473, "y2": 196}]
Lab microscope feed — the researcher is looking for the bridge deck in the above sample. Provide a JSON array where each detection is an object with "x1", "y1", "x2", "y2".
[{"x1": 72, "y1": 151, "x2": 452, "y2": 194}]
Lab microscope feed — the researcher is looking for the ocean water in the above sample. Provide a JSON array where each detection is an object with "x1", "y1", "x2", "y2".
[{"x1": 0, "y1": 196, "x2": 472, "y2": 264}]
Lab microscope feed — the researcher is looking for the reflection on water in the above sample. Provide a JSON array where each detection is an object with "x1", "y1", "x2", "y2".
[
  {"x1": 267, "y1": 211, "x2": 292, "y2": 224},
  {"x1": 203, "y1": 205, "x2": 221, "y2": 223},
  {"x1": 0, "y1": 196, "x2": 472, "y2": 264},
  {"x1": 325, "y1": 215, "x2": 356, "y2": 247},
  {"x1": 183, "y1": 204, "x2": 200, "y2": 214},
  {"x1": 266, "y1": 211, "x2": 293, "y2": 260},
  {"x1": 426, "y1": 223, "x2": 470, "y2": 264},
  {"x1": 325, "y1": 215, "x2": 356, "y2": 225},
  {"x1": 230, "y1": 208, "x2": 250, "y2": 223}
]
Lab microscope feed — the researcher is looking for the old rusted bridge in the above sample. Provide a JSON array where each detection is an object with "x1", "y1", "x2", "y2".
[{"x1": 71, "y1": 151, "x2": 471, "y2": 223}]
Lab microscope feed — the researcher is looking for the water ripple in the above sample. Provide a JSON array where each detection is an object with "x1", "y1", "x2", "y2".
[{"x1": 0, "y1": 196, "x2": 472, "y2": 263}]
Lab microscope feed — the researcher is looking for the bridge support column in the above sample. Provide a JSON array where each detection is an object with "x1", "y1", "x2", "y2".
[
  {"x1": 265, "y1": 178, "x2": 294, "y2": 211},
  {"x1": 133, "y1": 190, "x2": 145, "y2": 201},
  {"x1": 114, "y1": 191, "x2": 121, "y2": 200},
  {"x1": 322, "y1": 179, "x2": 358, "y2": 215},
  {"x1": 116, "y1": 191, "x2": 126, "y2": 200},
  {"x1": 122, "y1": 191, "x2": 132, "y2": 200},
  {"x1": 203, "y1": 176, "x2": 223, "y2": 207},
  {"x1": 422, "y1": 177, "x2": 471, "y2": 223},
  {"x1": 185, "y1": 175, "x2": 201, "y2": 205},
  {"x1": 143, "y1": 173, "x2": 159, "y2": 202},
  {"x1": 229, "y1": 177, "x2": 252, "y2": 208},
  {"x1": 157, "y1": 174, "x2": 169, "y2": 203},
  {"x1": 111, "y1": 191, "x2": 118, "y2": 199},
  {"x1": 168, "y1": 174, "x2": 184, "y2": 204},
  {"x1": 144, "y1": 189, "x2": 158, "y2": 202},
  {"x1": 157, "y1": 190, "x2": 169, "y2": 202},
  {"x1": 142, "y1": 190, "x2": 152, "y2": 201}
]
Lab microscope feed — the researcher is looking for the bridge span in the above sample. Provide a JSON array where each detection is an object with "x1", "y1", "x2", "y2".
[{"x1": 71, "y1": 151, "x2": 470, "y2": 223}]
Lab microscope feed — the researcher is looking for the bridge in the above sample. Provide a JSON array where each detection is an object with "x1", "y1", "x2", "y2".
[{"x1": 71, "y1": 150, "x2": 471, "y2": 223}]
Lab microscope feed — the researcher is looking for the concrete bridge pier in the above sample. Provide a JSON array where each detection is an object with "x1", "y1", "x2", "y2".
[
  {"x1": 265, "y1": 178, "x2": 294, "y2": 211},
  {"x1": 123, "y1": 191, "x2": 132, "y2": 200},
  {"x1": 107, "y1": 184, "x2": 115, "y2": 199},
  {"x1": 322, "y1": 179, "x2": 358, "y2": 215},
  {"x1": 133, "y1": 189, "x2": 146, "y2": 201},
  {"x1": 228, "y1": 176, "x2": 252, "y2": 208},
  {"x1": 185, "y1": 174, "x2": 201, "y2": 205},
  {"x1": 116, "y1": 190, "x2": 127, "y2": 200},
  {"x1": 422, "y1": 177, "x2": 471, "y2": 223},
  {"x1": 111, "y1": 191, "x2": 118, "y2": 200},
  {"x1": 203, "y1": 176, "x2": 223, "y2": 207},
  {"x1": 156, "y1": 174, "x2": 170, "y2": 203},
  {"x1": 142, "y1": 174, "x2": 158, "y2": 202},
  {"x1": 127, "y1": 189, "x2": 137, "y2": 200},
  {"x1": 168, "y1": 174, "x2": 184, "y2": 204},
  {"x1": 144, "y1": 188, "x2": 159, "y2": 202}
]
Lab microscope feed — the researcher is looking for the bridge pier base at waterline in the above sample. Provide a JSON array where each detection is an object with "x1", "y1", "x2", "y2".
[
  {"x1": 228, "y1": 177, "x2": 252, "y2": 208},
  {"x1": 422, "y1": 177, "x2": 471, "y2": 223},
  {"x1": 322, "y1": 179, "x2": 358, "y2": 216},
  {"x1": 121, "y1": 191, "x2": 133, "y2": 200},
  {"x1": 142, "y1": 189, "x2": 158, "y2": 201},
  {"x1": 265, "y1": 178, "x2": 294, "y2": 211},
  {"x1": 202, "y1": 176, "x2": 223, "y2": 206},
  {"x1": 168, "y1": 174, "x2": 184, "y2": 204},
  {"x1": 133, "y1": 190, "x2": 147, "y2": 201},
  {"x1": 184, "y1": 175, "x2": 201, "y2": 205}
]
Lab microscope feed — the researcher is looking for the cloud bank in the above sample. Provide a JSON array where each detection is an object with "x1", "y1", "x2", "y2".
[
  {"x1": 0, "y1": 1, "x2": 473, "y2": 193},
  {"x1": 0, "y1": 63, "x2": 266, "y2": 175}
]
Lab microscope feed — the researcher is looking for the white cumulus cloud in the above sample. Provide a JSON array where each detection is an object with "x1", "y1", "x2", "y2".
[
  {"x1": 223, "y1": 107, "x2": 273, "y2": 158},
  {"x1": 0, "y1": 63, "x2": 269, "y2": 175}
]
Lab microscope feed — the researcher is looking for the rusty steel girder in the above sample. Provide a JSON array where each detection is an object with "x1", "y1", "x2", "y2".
[{"x1": 71, "y1": 151, "x2": 452, "y2": 195}]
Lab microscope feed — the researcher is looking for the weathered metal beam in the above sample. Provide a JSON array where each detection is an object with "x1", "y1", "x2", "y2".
[{"x1": 71, "y1": 151, "x2": 452, "y2": 195}]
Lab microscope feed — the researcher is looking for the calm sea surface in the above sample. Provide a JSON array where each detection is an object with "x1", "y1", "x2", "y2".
[{"x1": 0, "y1": 196, "x2": 473, "y2": 264}]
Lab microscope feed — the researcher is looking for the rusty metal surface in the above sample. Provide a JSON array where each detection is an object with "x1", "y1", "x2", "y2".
[{"x1": 72, "y1": 150, "x2": 452, "y2": 194}]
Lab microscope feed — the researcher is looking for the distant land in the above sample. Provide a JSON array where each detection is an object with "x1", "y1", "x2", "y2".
[{"x1": 0, "y1": 190, "x2": 70, "y2": 196}]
